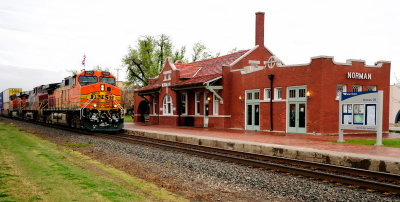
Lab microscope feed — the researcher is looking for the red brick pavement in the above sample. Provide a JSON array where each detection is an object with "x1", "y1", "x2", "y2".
[{"x1": 124, "y1": 122, "x2": 400, "y2": 158}]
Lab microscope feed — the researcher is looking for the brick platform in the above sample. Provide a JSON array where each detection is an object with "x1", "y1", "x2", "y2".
[{"x1": 124, "y1": 123, "x2": 400, "y2": 174}]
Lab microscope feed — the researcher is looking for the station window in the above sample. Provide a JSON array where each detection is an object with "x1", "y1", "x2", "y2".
[
  {"x1": 298, "y1": 89, "x2": 306, "y2": 98},
  {"x1": 246, "y1": 92, "x2": 253, "y2": 100},
  {"x1": 289, "y1": 89, "x2": 296, "y2": 98},
  {"x1": 274, "y1": 87, "x2": 282, "y2": 100},
  {"x1": 181, "y1": 93, "x2": 187, "y2": 115},
  {"x1": 264, "y1": 88, "x2": 271, "y2": 100},
  {"x1": 213, "y1": 94, "x2": 219, "y2": 115},
  {"x1": 254, "y1": 91, "x2": 260, "y2": 100},
  {"x1": 336, "y1": 84, "x2": 347, "y2": 100},
  {"x1": 152, "y1": 97, "x2": 157, "y2": 115},
  {"x1": 352, "y1": 85, "x2": 362, "y2": 92},
  {"x1": 195, "y1": 93, "x2": 200, "y2": 115},
  {"x1": 163, "y1": 95, "x2": 172, "y2": 115},
  {"x1": 163, "y1": 71, "x2": 171, "y2": 81},
  {"x1": 367, "y1": 86, "x2": 377, "y2": 91}
]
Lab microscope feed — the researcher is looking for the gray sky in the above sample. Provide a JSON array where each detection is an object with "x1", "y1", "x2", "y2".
[{"x1": 1, "y1": 0, "x2": 399, "y2": 91}]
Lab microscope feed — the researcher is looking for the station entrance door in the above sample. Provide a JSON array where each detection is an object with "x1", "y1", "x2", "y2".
[
  {"x1": 245, "y1": 90, "x2": 260, "y2": 130},
  {"x1": 287, "y1": 86, "x2": 307, "y2": 133}
]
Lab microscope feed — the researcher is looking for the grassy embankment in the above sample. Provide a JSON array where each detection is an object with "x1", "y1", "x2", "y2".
[
  {"x1": 0, "y1": 121, "x2": 186, "y2": 201},
  {"x1": 338, "y1": 138, "x2": 400, "y2": 148}
]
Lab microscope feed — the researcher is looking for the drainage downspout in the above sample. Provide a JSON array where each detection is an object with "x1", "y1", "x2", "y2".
[{"x1": 268, "y1": 74, "x2": 274, "y2": 131}]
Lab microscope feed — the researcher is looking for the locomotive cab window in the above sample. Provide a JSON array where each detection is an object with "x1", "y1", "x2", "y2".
[
  {"x1": 79, "y1": 76, "x2": 98, "y2": 86},
  {"x1": 100, "y1": 77, "x2": 115, "y2": 86}
]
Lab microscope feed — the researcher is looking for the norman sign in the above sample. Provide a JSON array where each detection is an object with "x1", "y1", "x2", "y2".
[{"x1": 347, "y1": 72, "x2": 372, "y2": 80}]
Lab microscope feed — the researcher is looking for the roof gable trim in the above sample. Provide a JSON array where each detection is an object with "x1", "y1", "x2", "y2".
[{"x1": 229, "y1": 45, "x2": 259, "y2": 66}]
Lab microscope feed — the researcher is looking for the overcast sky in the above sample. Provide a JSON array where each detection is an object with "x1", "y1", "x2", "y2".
[{"x1": 0, "y1": 0, "x2": 399, "y2": 90}]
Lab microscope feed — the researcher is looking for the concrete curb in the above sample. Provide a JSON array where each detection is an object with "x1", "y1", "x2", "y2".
[{"x1": 125, "y1": 128, "x2": 400, "y2": 174}]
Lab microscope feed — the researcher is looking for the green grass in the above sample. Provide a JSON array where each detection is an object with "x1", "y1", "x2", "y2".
[
  {"x1": 65, "y1": 141, "x2": 93, "y2": 147},
  {"x1": 124, "y1": 115, "x2": 133, "y2": 122},
  {"x1": 334, "y1": 138, "x2": 400, "y2": 148},
  {"x1": 0, "y1": 122, "x2": 186, "y2": 202}
]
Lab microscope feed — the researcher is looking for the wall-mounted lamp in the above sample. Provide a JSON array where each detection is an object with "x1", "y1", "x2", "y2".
[
  {"x1": 207, "y1": 96, "x2": 211, "y2": 101},
  {"x1": 239, "y1": 95, "x2": 243, "y2": 102},
  {"x1": 306, "y1": 91, "x2": 311, "y2": 99}
]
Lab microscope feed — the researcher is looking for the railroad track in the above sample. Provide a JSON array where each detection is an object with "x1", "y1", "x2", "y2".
[
  {"x1": 2, "y1": 118, "x2": 400, "y2": 194},
  {"x1": 93, "y1": 132, "x2": 400, "y2": 194}
]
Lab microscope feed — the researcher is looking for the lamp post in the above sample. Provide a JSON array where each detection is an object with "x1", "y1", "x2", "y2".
[{"x1": 268, "y1": 74, "x2": 274, "y2": 131}]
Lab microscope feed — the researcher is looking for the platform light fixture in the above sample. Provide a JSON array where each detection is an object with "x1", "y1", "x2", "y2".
[
  {"x1": 239, "y1": 95, "x2": 243, "y2": 102},
  {"x1": 306, "y1": 90, "x2": 311, "y2": 98}
]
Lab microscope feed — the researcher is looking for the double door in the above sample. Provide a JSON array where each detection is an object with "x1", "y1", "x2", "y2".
[
  {"x1": 246, "y1": 90, "x2": 260, "y2": 130},
  {"x1": 287, "y1": 87, "x2": 307, "y2": 133},
  {"x1": 288, "y1": 102, "x2": 306, "y2": 133}
]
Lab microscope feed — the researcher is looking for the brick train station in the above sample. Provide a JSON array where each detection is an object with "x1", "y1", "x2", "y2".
[{"x1": 134, "y1": 12, "x2": 390, "y2": 135}]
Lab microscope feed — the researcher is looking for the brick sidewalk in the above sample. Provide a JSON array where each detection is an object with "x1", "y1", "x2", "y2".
[{"x1": 124, "y1": 122, "x2": 400, "y2": 158}]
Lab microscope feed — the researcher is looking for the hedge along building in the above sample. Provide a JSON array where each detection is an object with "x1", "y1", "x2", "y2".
[{"x1": 134, "y1": 12, "x2": 391, "y2": 134}]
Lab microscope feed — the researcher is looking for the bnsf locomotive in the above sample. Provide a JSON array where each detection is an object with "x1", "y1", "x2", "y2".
[{"x1": 0, "y1": 70, "x2": 124, "y2": 131}]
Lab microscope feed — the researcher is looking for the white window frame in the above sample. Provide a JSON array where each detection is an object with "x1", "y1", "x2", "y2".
[
  {"x1": 352, "y1": 85, "x2": 362, "y2": 92},
  {"x1": 264, "y1": 88, "x2": 271, "y2": 100},
  {"x1": 181, "y1": 93, "x2": 187, "y2": 115},
  {"x1": 367, "y1": 85, "x2": 377, "y2": 91},
  {"x1": 163, "y1": 95, "x2": 173, "y2": 115},
  {"x1": 213, "y1": 94, "x2": 219, "y2": 115},
  {"x1": 195, "y1": 93, "x2": 200, "y2": 115},
  {"x1": 274, "y1": 87, "x2": 282, "y2": 100},
  {"x1": 336, "y1": 84, "x2": 347, "y2": 100},
  {"x1": 163, "y1": 70, "x2": 171, "y2": 81},
  {"x1": 152, "y1": 97, "x2": 157, "y2": 115}
]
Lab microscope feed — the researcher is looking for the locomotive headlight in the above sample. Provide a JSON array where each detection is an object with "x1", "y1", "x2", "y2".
[
  {"x1": 100, "y1": 84, "x2": 105, "y2": 91},
  {"x1": 113, "y1": 104, "x2": 117, "y2": 108},
  {"x1": 93, "y1": 103, "x2": 97, "y2": 108}
]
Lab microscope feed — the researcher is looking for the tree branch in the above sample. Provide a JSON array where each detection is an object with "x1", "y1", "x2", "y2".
[{"x1": 128, "y1": 66, "x2": 146, "y2": 85}]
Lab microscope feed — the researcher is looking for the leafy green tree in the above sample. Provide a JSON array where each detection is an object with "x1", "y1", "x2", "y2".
[
  {"x1": 228, "y1": 47, "x2": 238, "y2": 54},
  {"x1": 191, "y1": 41, "x2": 220, "y2": 62},
  {"x1": 123, "y1": 35, "x2": 230, "y2": 86},
  {"x1": 173, "y1": 46, "x2": 187, "y2": 63},
  {"x1": 123, "y1": 34, "x2": 177, "y2": 86}
]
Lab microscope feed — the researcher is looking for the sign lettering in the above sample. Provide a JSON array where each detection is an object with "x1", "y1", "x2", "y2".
[
  {"x1": 347, "y1": 72, "x2": 372, "y2": 80},
  {"x1": 162, "y1": 83, "x2": 171, "y2": 87}
]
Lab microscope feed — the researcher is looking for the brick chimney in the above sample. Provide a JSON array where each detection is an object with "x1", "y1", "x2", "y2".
[{"x1": 255, "y1": 12, "x2": 265, "y2": 46}]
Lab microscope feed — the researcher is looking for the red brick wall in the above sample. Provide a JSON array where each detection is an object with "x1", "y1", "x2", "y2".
[{"x1": 223, "y1": 52, "x2": 390, "y2": 133}]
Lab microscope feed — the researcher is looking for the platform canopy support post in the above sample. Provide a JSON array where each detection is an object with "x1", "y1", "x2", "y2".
[
  {"x1": 338, "y1": 129, "x2": 345, "y2": 143},
  {"x1": 375, "y1": 91, "x2": 384, "y2": 146}
]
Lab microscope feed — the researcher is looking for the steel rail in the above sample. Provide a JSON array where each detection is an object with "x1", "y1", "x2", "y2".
[
  {"x1": 3, "y1": 118, "x2": 399, "y2": 194},
  {"x1": 94, "y1": 132, "x2": 400, "y2": 194},
  {"x1": 119, "y1": 133, "x2": 400, "y2": 182}
]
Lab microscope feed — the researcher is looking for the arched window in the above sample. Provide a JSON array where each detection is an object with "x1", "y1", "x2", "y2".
[
  {"x1": 163, "y1": 95, "x2": 173, "y2": 115},
  {"x1": 395, "y1": 110, "x2": 400, "y2": 124}
]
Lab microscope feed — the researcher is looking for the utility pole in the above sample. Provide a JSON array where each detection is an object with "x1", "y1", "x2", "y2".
[{"x1": 114, "y1": 67, "x2": 122, "y2": 81}]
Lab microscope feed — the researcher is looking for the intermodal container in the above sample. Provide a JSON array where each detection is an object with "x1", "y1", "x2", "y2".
[{"x1": 2, "y1": 88, "x2": 22, "y2": 103}]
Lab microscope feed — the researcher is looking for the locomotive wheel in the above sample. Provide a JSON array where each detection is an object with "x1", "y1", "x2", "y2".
[{"x1": 72, "y1": 115, "x2": 81, "y2": 128}]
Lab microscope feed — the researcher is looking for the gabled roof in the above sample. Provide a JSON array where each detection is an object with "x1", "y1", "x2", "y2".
[
  {"x1": 135, "y1": 83, "x2": 161, "y2": 93},
  {"x1": 174, "y1": 63, "x2": 202, "y2": 79},
  {"x1": 171, "y1": 74, "x2": 220, "y2": 88},
  {"x1": 172, "y1": 50, "x2": 249, "y2": 88},
  {"x1": 189, "y1": 50, "x2": 249, "y2": 77},
  {"x1": 136, "y1": 50, "x2": 250, "y2": 92}
]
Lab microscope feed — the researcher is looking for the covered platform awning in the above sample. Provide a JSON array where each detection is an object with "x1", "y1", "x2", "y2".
[
  {"x1": 171, "y1": 75, "x2": 224, "y2": 103},
  {"x1": 136, "y1": 84, "x2": 161, "y2": 96}
]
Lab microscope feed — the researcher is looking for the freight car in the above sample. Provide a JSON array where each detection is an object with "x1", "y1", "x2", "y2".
[
  {"x1": 0, "y1": 88, "x2": 22, "y2": 117},
  {"x1": 0, "y1": 70, "x2": 124, "y2": 132}
]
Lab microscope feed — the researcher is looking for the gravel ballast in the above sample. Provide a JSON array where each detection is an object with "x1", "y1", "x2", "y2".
[{"x1": 4, "y1": 119, "x2": 400, "y2": 201}]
